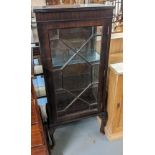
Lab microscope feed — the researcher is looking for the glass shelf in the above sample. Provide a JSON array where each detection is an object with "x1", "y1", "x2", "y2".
[{"x1": 52, "y1": 51, "x2": 100, "y2": 69}]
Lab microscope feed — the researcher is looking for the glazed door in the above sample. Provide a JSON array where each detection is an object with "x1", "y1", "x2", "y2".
[
  {"x1": 37, "y1": 21, "x2": 112, "y2": 123},
  {"x1": 49, "y1": 26, "x2": 102, "y2": 119}
]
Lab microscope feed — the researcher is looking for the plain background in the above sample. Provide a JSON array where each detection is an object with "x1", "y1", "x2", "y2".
[{"x1": 0, "y1": 0, "x2": 155, "y2": 155}]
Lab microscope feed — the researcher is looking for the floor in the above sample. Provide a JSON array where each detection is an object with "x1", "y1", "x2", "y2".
[{"x1": 51, "y1": 117, "x2": 123, "y2": 155}]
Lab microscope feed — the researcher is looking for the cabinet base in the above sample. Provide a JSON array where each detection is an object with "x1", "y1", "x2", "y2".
[{"x1": 48, "y1": 128, "x2": 55, "y2": 149}]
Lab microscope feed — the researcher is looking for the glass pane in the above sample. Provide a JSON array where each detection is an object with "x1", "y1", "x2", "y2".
[
  {"x1": 60, "y1": 27, "x2": 92, "y2": 50},
  {"x1": 56, "y1": 90, "x2": 75, "y2": 111},
  {"x1": 63, "y1": 54, "x2": 91, "y2": 94},
  {"x1": 49, "y1": 29, "x2": 75, "y2": 69},
  {"x1": 61, "y1": 99, "x2": 89, "y2": 117},
  {"x1": 49, "y1": 26, "x2": 103, "y2": 117},
  {"x1": 79, "y1": 86, "x2": 97, "y2": 104}
]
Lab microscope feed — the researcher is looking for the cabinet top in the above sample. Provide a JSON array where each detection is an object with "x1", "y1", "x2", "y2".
[{"x1": 33, "y1": 4, "x2": 114, "y2": 13}]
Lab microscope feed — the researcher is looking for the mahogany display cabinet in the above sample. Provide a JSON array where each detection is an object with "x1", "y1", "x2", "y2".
[{"x1": 33, "y1": 4, "x2": 114, "y2": 147}]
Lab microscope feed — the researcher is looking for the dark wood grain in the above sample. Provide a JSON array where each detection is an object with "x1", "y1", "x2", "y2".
[{"x1": 33, "y1": 4, "x2": 114, "y2": 13}]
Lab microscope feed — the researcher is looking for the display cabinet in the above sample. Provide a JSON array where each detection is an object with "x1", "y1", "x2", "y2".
[{"x1": 34, "y1": 4, "x2": 114, "y2": 147}]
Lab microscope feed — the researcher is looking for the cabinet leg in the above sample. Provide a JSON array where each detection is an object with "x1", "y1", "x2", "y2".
[
  {"x1": 99, "y1": 112, "x2": 108, "y2": 134},
  {"x1": 48, "y1": 128, "x2": 55, "y2": 149}
]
